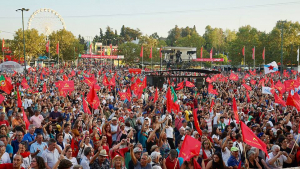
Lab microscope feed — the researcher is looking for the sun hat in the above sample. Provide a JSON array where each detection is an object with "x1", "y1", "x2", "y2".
[{"x1": 99, "y1": 149, "x2": 108, "y2": 157}]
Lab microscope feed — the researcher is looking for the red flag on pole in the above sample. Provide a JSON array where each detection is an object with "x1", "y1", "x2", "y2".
[
  {"x1": 210, "y1": 48, "x2": 213, "y2": 59},
  {"x1": 229, "y1": 73, "x2": 239, "y2": 81},
  {"x1": 242, "y1": 46, "x2": 245, "y2": 56},
  {"x1": 21, "y1": 78, "x2": 29, "y2": 89},
  {"x1": 286, "y1": 92, "x2": 300, "y2": 111},
  {"x1": 193, "y1": 108, "x2": 202, "y2": 136},
  {"x1": 274, "y1": 93, "x2": 286, "y2": 107},
  {"x1": 103, "y1": 75, "x2": 110, "y2": 86},
  {"x1": 22, "y1": 108, "x2": 30, "y2": 130},
  {"x1": 166, "y1": 87, "x2": 172, "y2": 113},
  {"x1": 262, "y1": 47, "x2": 265, "y2": 60},
  {"x1": 185, "y1": 81, "x2": 195, "y2": 88},
  {"x1": 154, "y1": 88, "x2": 158, "y2": 103},
  {"x1": 82, "y1": 98, "x2": 92, "y2": 115},
  {"x1": 2, "y1": 39, "x2": 4, "y2": 51},
  {"x1": 200, "y1": 46, "x2": 203, "y2": 58},
  {"x1": 126, "y1": 88, "x2": 131, "y2": 102},
  {"x1": 110, "y1": 44, "x2": 112, "y2": 56},
  {"x1": 252, "y1": 46, "x2": 255, "y2": 60},
  {"x1": 42, "y1": 82, "x2": 47, "y2": 93},
  {"x1": 46, "y1": 40, "x2": 49, "y2": 52},
  {"x1": 17, "y1": 88, "x2": 22, "y2": 108},
  {"x1": 149, "y1": 47, "x2": 152, "y2": 58},
  {"x1": 242, "y1": 83, "x2": 252, "y2": 91},
  {"x1": 241, "y1": 121, "x2": 268, "y2": 156},
  {"x1": 210, "y1": 99, "x2": 215, "y2": 112},
  {"x1": 109, "y1": 75, "x2": 116, "y2": 87},
  {"x1": 56, "y1": 41, "x2": 59, "y2": 54},
  {"x1": 178, "y1": 135, "x2": 202, "y2": 162},
  {"x1": 0, "y1": 94, "x2": 4, "y2": 104},
  {"x1": 159, "y1": 47, "x2": 162, "y2": 58},
  {"x1": 232, "y1": 97, "x2": 240, "y2": 124},
  {"x1": 140, "y1": 46, "x2": 143, "y2": 57}
]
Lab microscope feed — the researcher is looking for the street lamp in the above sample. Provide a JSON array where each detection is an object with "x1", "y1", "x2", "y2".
[{"x1": 16, "y1": 8, "x2": 29, "y2": 79}]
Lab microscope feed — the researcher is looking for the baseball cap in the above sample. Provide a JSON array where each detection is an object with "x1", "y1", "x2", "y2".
[
  {"x1": 231, "y1": 147, "x2": 239, "y2": 152},
  {"x1": 133, "y1": 147, "x2": 142, "y2": 153}
]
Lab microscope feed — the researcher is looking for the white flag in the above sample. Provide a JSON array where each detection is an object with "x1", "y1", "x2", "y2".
[
  {"x1": 297, "y1": 47, "x2": 299, "y2": 62},
  {"x1": 262, "y1": 87, "x2": 273, "y2": 95},
  {"x1": 264, "y1": 61, "x2": 278, "y2": 74}
]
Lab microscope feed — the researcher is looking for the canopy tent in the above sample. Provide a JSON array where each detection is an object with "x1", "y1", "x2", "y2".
[{"x1": 0, "y1": 61, "x2": 24, "y2": 73}]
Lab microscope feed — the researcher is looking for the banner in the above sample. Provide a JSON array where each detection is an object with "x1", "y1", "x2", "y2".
[
  {"x1": 192, "y1": 58, "x2": 224, "y2": 62},
  {"x1": 81, "y1": 55, "x2": 123, "y2": 59}
]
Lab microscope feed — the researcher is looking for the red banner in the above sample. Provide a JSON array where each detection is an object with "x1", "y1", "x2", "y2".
[
  {"x1": 192, "y1": 58, "x2": 224, "y2": 62},
  {"x1": 81, "y1": 54, "x2": 123, "y2": 59}
]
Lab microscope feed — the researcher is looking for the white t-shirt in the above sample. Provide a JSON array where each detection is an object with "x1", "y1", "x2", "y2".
[
  {"x1": 65, "y1": 156, "x2": 78, "y2": 169},
  {"x1": 165, "y1": 127, "x2": 173, "y2": 138},
  {"x1": 0, "y1": 152, "x2": 11, "y2": 164},
  {"x1": 63, "y1": 132, "x2": 72, "y2": 144},
  {"x1": 266, "y1": 152, "x2": 287, "y2": 169},
  {"x1": 222, "y1": 147, "x2": 231, "y2": 166}
]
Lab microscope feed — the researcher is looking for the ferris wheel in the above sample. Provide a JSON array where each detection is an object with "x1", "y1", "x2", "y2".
[{"x1": 27, "y1": 8, "x2": 66, "y2": 36}]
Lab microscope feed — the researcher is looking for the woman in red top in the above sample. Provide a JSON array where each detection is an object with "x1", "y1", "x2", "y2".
[
  {"x1": 102, "y1": 123, "x2": 112, "y2": 148},
  {"x1": 101, "y1": 135, "x2": 110, "y2": 159}
]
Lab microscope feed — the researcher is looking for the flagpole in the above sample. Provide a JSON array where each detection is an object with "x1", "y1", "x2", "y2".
[
  {"x1": 48, "y1": 38, "x2": 50, "y2": 67},
  {"x1": 264, "y1": 47, "x2": 265, "y2": 66},
  {"x1": 297, "y1": 46, "x2": 299, "y2": 72},
  {"x1": 290, "y1": 134, "x2": 299, "y2": 155},
  {"x1": 244, "y1": 46, "x2": 245, "y2": 70},
  {"x1": 253, "y1": 46, "x2": 255, "y2": 70},
  {"x1": 58, "y1": 41, "x2": 59, "y2": 69}
]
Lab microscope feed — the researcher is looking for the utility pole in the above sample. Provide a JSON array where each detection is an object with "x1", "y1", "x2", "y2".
[{"x1": 278, "y1": 20, "x2": 287, "y2": 75}]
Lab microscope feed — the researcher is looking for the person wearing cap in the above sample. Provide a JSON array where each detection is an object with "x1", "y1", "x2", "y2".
[
  {"x1": 130, "y1": 146, "x2": 152, "y2": 169},
  {"x1": 110, "y1": 117, "x2": 119, "y2": 144},
  {"x1": 227, "y1": 147, "x2": 243, "y2": 168},
  {"x1": 89, "y1": 147, "x2": 110, "y2": 169},
  {"x1": 128, "y1": 146, "x2": 142, "y2": 169}
]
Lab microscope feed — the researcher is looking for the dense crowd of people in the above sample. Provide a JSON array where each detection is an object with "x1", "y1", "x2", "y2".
[{"x1": 0, "y1": 60, "x2": 298, "y2": 169}]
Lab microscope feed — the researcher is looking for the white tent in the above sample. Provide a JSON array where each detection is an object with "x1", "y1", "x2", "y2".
[{"x1": 0, "y1": 61, "x2": 24, "y2": 73}]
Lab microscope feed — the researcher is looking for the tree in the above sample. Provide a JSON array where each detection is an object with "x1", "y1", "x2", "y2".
[
  {"x1": 166, "y1": 25, "x2": 181, "y2": 46},
  {"x1": 11, "y1": 29, "x2": 46, "y2": 63},
  {"x1": 48, "y1": 29, "x2": 82, "y2": 61},
  {"x1": 117, "y1": 42, "x2": 139, "y2": 64},
  {"x1": 150, "y1": 32, "x2": 160, "y2": 39}
]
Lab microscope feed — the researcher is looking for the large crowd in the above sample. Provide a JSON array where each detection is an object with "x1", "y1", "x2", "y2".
[{"x1": 0, "y1": 60, "x2": 298, "y2": 169}]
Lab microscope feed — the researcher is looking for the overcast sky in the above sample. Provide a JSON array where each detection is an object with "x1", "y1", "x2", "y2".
[{"x1": 1, "y1": 0, "x2": 300, "y2": 40}]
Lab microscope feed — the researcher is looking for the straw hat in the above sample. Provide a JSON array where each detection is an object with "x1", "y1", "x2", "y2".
[{"x1": 112, "y1": 155, "x2": 124, "y2": 167}]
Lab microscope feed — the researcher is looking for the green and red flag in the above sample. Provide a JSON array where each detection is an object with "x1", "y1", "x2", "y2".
[{"x1": 0, "y1": 75, "x2": 13, "y2": 94}]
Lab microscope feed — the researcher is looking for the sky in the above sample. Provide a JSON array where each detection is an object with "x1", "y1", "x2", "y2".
[{"x1": 1, "y1": 0, "x2": 300, "y2": 41}]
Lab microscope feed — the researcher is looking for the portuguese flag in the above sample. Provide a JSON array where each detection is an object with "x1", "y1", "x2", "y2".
[{"x1": 0, "y1": 75, "x2": 13, "y2": 94}]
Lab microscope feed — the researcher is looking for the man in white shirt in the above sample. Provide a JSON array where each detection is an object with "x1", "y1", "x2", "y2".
[
  {"x1": 222, "y1": 137, "x2": 233, "y2": 166},
  {"x1": 42, "y1": 138, "x2": 61, "y2": 169},
  {"x1": 266, "y1": 145, "x2": 292, "y2": 169},
  {"x1": 80, "y1": 147, "x2": 92, "y2": 169}
]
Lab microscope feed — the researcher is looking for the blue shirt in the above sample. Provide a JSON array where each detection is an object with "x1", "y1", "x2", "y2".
[
  {"x1": 227, "y1": 155, "x2": 243, "y2": 167},
  {"x1": 11, "y1": 140, "x2": 22, "y2": 155},
  {"x1": 30, "y1": 142, "x2": 48, "y2": 157},
  {"x1": 6, "y1": 144, "x2": 13, "y2": 154},
  {"x1": 22, "y1": 133, "x2": 36, "y2": 150}
]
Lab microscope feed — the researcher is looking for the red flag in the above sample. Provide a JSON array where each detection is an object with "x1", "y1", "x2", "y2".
[
  {"x1": 206, "y1": 77, "x2": 212, "y2": 83},
  {"x1": 21, "y1": 78, "x2": 29, "y2": 89},
  {"x1": 86, "y1": 85, "x2": 100, "y2": 109},
  {"x1": 154, "y1": 88, "x2": 158, "y2": 103},
  {"x1": 42, "y1": 82, "x2": 47, "y2": 93},
  {"x1": 178, "y1": 135, "x2": 201, "y2": 161},
  {"x1": 210, "y1": 48, "x2": 213, "y2": 59},
  {"x1": 200, "y1": 46, "x2": 203, "y2": 58},
  {"x1": 210, "y1": 99, "x2": 215, "y2": 112},
  {"x1": 238, "y1": 161, "x2": 242, "y2": 169},
  {"x1": 242, "y1": 83, "x2": 252, "y2": 91},
  {"x1": 177, "y1": 81, "x2": 184, "y2": 88},
  {"x1": 84, "y1": 77, "x2": 97, "y2": 86},
  {"x1": 193, "y1": 108, "x2": 202, "y2": 136},
  {"x1": 109, "y1": 75, "x2": 116, "y2": 87},
  {"x1": 103, "y1": 75, "x2": 110, "y2": 86},
  {"x1": 46, "y1": 40, "x2": 49, "y2": 52},
  {"x1": 12, "y1": 71, "x2": 17, "y2": 77},
  {"x1": 252, "y1": 46, "x2": 255, "y2": 60},
  {"x1": 250, "y1": 79, "x2": 256, "y2": 85},
  {"x1": 241, "y1": 121, "x2": 268, "y2": 156},
  {"x1": 242, "y1": 46, "x2": 245, "y2": 56},
  {"x1": 0, "y1": 94, "x2": 4, "y2": 104},
  {"x1": 274, "y1": 93, "x2": 286, "y2": 107},
  {"x1": 262, "y1": 47, "x2": 265, "y2": 60},
  {"x1": 56, "y1": 41, "x2": 59, "y2": 54},
  {"x1": 110, "y1": 44, "x2": 112, "y2": 56},
  {"x1": 149, "y1": 47, "x2": 152, "y2": 58},
  {"x1": 185, "y1": 81, "x2": 195, "y2": 88},
  {"x1": 128, "y1": 68, "x2": 142, "y2": 74},
  {"x1": 244, "y1": 73, "x2": 250, "y2": 79},
  {"x1": 17, "y1": 88, "x2": 22, "y2": 108},
  {"x1": 126, "y1": 88, "x2": 131, "y2": 102},
  {"x1": 229, "y1": 73, "x2": 239, "y2": 81},
  {"x1": 118, "y1": 92, "x2": 127, "y2": 101},
  {"x1": 159, "y1": 47, "x2": 162, "y2": 58},
  {"x1": 246, "y1": 91, "x2": 250, "y2": 103},
  {"x1": 232, "y1": 97, "x2": 240, "y2": 124},
  {"x1": 22, "y1": 108, "x2": 30, "y2": 130},
  {"x1": 140, "y1": 46, "x2": 144, "y2": 57},
  {"x1": 82, "y1": 98, "x2": 92, "y2": 115},
  {"x1": 71, "y1": 70, "x2": 75, "y2": 77},
  {"x1": 89, "y1": 43, "x2": 92, "y2": 54},
  {"x1": 275, "y1": 81, "x2": 285, "y2": 94},
  {"x1": 0, "y1": 75, "x2": 13, "y2": 94},
  {"x1": 1, "y1": 39, "x2": 4, "y2": 51},
  {"x1": 208, "y1": 84, "x2": 218, "y2": 95},
  {"x1": 175, "y1": 85, "x2": 184, "y2": 91},
  {"x1": 166, "y1": 87, "x2": 172, "y2": 113},
  {"x1": 193, "y1": 158, "x2": 202, "y2": 169},
  {"x1": 286, "y1": 92, "x2": 300, "y2": 111},
  {"x1": 142, "y1": 77, "x2": 147, "y2": 89},
  {"x1": 284, "y1": 80, "x2": 299, "y2": 92},
  {"x1": 63, "y1": 74, "x2": 69, "y2": 81},
  {"x1": 59, "y1": 81, "x2": 75, "y2": 92}
]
